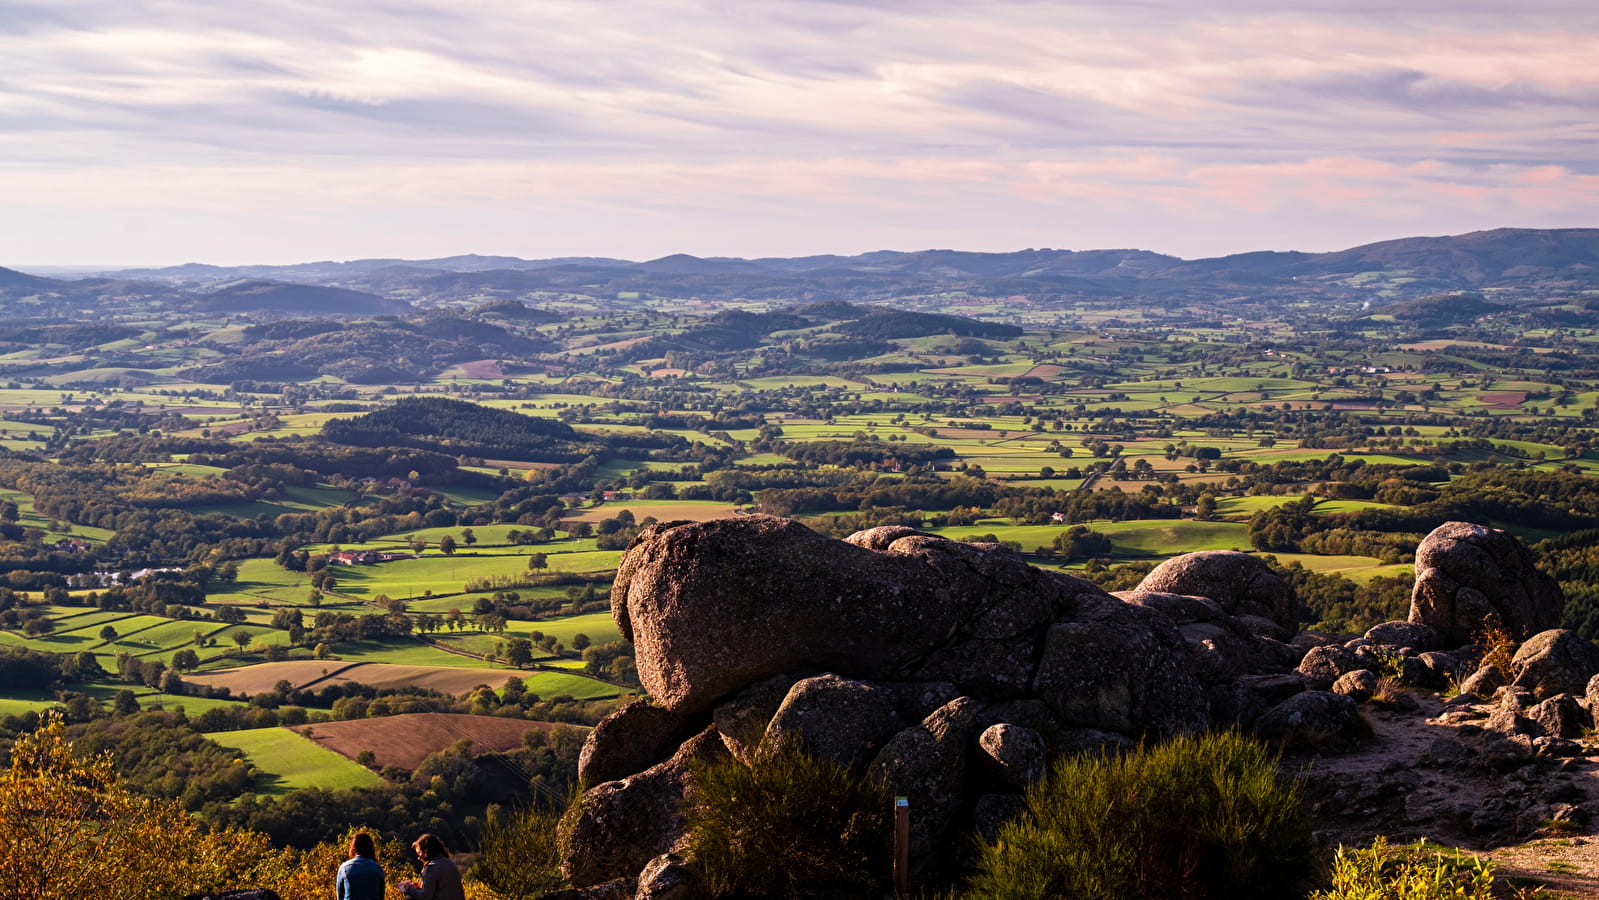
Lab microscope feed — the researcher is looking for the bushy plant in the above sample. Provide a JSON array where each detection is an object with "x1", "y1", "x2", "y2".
[
  {"x1": 1477, "y1": 621, "x2": 1517, "y2": 675},
  {"x1": 470, "y1": 801, "x2": 568, "y2": 899},
  {"x1": 0, "y1": 711, "x2": 284, "y2": 900},
  {"x1": 964, "y1": 731, "x2": 1310, "y2": 900},
  {"x1": 683, "y1": 741, "x2": 892, "y2": 898},
  {"x1": 0, "y1": 711, "x2": 507, "y2": 900},
  {"x1": 1311, "y1": 837, "x2": 1495, "y2": 900}
]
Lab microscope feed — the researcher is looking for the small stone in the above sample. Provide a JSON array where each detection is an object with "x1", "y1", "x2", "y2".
[
  {"x1": 1254, "y1": 691, "x2": 1363, "y2": 749},
  {"x1": 1365, "y1": 620, "x2": 1442, "y2": 651},
  {"x1": 1332, "y1": 669, "x2": 1378, "y2": 703},
  {"x1": 978, "y1": 723, "x2": 1047, "y2": 790},
  {"x1": 634, "y1": 853, "x2": 699, "y2": 900},
  {"x1": 1297, "y1": 645, "x2": 1359, "y2": 690},
  {"x1": 1460, "y1": 665, "x2": 1506, "y2": 697}
]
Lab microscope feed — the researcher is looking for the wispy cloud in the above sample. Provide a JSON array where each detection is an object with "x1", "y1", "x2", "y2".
[{"x1": 0, "y1": 0, "x2": 1595, "y2": 263}]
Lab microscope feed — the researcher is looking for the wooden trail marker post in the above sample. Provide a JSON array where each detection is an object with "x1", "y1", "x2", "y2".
[{"x1": 893, "y1": 795, "x2": 910, "y2": 896}]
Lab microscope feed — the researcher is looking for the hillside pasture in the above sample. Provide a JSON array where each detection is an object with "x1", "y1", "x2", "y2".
[
  {"x1": 320, "y1": 550, "x2": 621, "y2": 600},
  {"x1": 1099, "y1": 520, "x2": 1252, "y2": 556},
  {"x1": 209, "y1": 727, "x2": 382, "y2": 795},
  {"x1": 427, "y1": 611, "x2": 622, "y2": 656},
  {"x1": 289, "y1": 712, "x2": 579, "y2": 770}
]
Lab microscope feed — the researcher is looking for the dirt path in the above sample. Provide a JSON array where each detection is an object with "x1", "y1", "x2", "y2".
[
  {"x1": 1489, "y1": 839, "x2": 1599, "y2": 897},
  {"x1": 1289, "y1": 692, "x2": 1599, "y2": 898}
]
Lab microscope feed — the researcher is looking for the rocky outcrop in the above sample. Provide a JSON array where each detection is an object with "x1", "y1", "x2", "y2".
[
  {"x1": 568, "y1": 514, "x2": 1573, "y2": 891},
  {"x1": 569, "y1": 517, "x2": 1321, "y2": 888},
  {"x1": 1032, "y1": 600, "x2": 1211, "y2": 736},
  {"x1": 1408, "y1": 522, "x2": 1563, "y2": 645},
  {"x1": 1365, "y1": 620, "x2": 1441, "y2": 652},
  {"x1": 870, "y1": 697, "x2": 987, "y2": 865}
]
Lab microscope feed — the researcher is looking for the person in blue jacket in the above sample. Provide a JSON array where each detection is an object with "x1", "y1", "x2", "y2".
[{"x1": 336, "y1": 832, "x2": 386, "y2": 900}]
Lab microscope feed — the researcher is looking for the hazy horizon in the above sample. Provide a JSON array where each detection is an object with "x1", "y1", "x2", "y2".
[
  {"x1": 13, "y1": 224, "x2": 1598, "y2": 277},
  {"x1": 4, "y1": 1, "x2": 1597, "y2": 267}
]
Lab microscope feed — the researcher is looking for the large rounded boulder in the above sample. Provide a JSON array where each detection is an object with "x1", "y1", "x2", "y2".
[
  {"x1": 1134, "y1": 551, "x2": 1299, "y2": 633},
  {"x1": 1408, "y1": 521, "x2": 1563, "y2": 645},
  {"x1": 611, "y1": 516, "x2": 1106, "y2": 714}
]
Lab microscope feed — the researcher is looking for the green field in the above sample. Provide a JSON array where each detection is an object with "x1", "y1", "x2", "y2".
[
  {"x1": 1098, "y1": 520, "x2": 1252, "y2": 556},
  {"x1": 209, "y1": 727, "x2": 383, "y2": 795},
  {"x1": 328, "y1": 638, "x2": 499, "y2": 668},
  {"x1": 428, "y1": 611, "x2": 621, "y2": 657},
  {"x1": 518, "y1": 670, "x2": 623, "y2": 700}
]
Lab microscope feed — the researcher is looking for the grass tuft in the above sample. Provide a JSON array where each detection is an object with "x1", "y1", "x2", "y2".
[{"x1": 1311, "y1": 836, "x2": 1495, "y2": 900}]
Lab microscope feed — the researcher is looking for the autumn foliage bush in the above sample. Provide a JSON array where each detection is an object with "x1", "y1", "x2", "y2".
[{"x1": 0, "y1": 712, "x2": 507, "y2": 900}]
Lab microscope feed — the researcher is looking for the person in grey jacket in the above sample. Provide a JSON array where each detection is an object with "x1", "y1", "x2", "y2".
[
  {"x1": 399, "y1": 833, "x2": 465, "y2": 900},
  {"x1": 336, "y1": 833, "x2": 386, "y2": 900}
]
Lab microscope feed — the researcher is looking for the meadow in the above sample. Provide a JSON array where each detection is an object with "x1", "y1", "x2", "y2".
[{"x1": 209, "y1": 727, "x2": 384, "y2": 795}]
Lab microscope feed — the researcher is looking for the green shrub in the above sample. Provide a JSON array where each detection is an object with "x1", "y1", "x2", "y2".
[
  {"x1": 470, "y1": 801, "x2": 568, "y2": 900},
  {"x1": 683, "y1": 742, "x2": 892, "y2": 898},
  {"x1": 1311, "y1": 836, "x2": 1495, "y2": 900},
  {"x1": 964, "y1": 731, "x2": 1310, "y2": 900}
]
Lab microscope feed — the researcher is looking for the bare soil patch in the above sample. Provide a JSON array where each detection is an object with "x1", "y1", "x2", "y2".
[
  {"x1": 186, "y1": 661, "x2": 508, "y2": 696},
  {"x1": 454, "y1": 359, "x2": 504, "y2": 379},
  {"x1": 186, "y1": 661, "x2": 362, "y2": 695},
  {"x1": 1481, "y1": 392, "x2": 1528, "y2": 410},
  {"x1": 304, "y1": 662, "x2": 512, "y2": 695},
  {"x1": 289, "y1": 712, "x2": 567, "y2": 770}
]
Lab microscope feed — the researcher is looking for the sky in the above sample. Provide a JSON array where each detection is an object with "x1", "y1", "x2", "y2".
[{"x1": 3, "y1": 0, "x2": 1597, "y2": 267}]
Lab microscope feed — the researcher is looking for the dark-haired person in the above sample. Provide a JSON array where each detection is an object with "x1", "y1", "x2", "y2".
[
  {"x1": 399, "y1": 833, "x2": 465, "y2": 900},
  {"x1": 336, "y1": 832, "x2": 385, "y2": 900}
]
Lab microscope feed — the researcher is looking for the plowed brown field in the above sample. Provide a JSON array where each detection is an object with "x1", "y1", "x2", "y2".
[
  {"x1": 290, "y1": 712, "x2": 576, "y2": 770},
  {"x1": 186, "y1": 661, "x2": 510, "y2": 696}
]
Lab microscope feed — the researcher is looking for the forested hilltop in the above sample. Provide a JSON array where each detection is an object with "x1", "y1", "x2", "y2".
[{"x1": 4, "y1": 228, "x2": 1599, "y2": 896}]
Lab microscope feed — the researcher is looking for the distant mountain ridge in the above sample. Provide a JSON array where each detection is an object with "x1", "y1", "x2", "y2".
[
  {"x1": 5, "y1": 227, "x2": 1598, "y2": 313},
  {"x1": 34, "y1": 228, "x2": 1586, "y2": 284}
]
